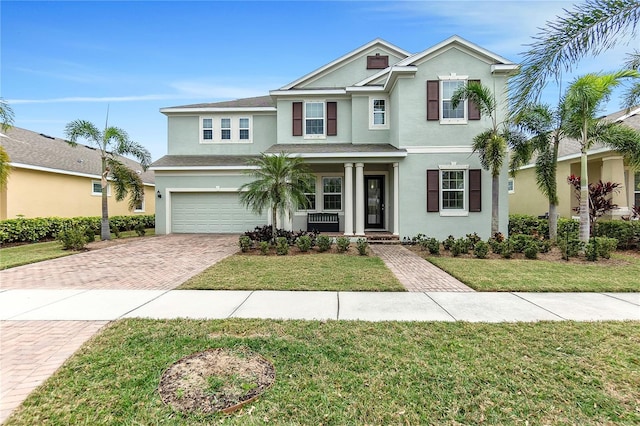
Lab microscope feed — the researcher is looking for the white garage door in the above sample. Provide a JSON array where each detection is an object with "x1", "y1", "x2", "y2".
[{"x1": 171, "y1": 192, "x2": 266, "y2": 233}]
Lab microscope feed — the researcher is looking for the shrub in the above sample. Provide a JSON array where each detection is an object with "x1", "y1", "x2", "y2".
[
  {"x1": 134, "y1": 223, "x2": 146, "y2": 237},
  {"x1": 336, "y1": 237, "x2": 350, "y2": 253},
  {"x1": 473, "y1": 241, "x2": 489, "y2": 259},
  {"x1": 524, "y1": 243, "x2": 538, "y2": 259},
  {"x1": 595, "y1": 237, "x2": 618, "y2": 259},
  {"x1": 85, "y1": 226, "x2": 96, "y2": 242},
  {"x1": 442, "y1": 235, "x2": 455, "y2": 251},
  {"x1": 451, "y1": 238, "x2": 468, "y2": 257},
  {"x1": 558, "y1": 238, "x2": 584, "y2": 260},
  {"x1": 510, "y1": 234, "x2": 535, "y2": 253},
  {"x1": 509, "y1": 214, "x2": 549, "y2": 238},
  {"x1": 585, "y1": 239, "x2": 599, "y2": 262},
  {"x1": 259, "y1": 241, "x2": 270, "y2": 255},
  {"x1": 57, "y1": 225, "x2": 90, "y2": 251},
  {"x1": 276, "y1": 237, "x2": 289, "y2": 255},
  {"x1": 501, "y1": 241, "x2": 513, "y2": 259},
  {"x1": 239, "y1": 236, "x2": 252, "y2": 253},
  {"x1": 488, "y1": 237, "x2": 503, "y2": 254},
  {"x1": 316, "y1": 235, "x2": 332, "y2": 252},
  {"x1": 296, "y1": 235, "x2": 312, "y2": 252},
  {"x1": 425, "y1": 238, "x2": 440, "y2": 255},
  {"x1": 356, "y1": 238, "x2": 368, "y2": 256},
  {"x1": 595, "y1": 221, "x2": 639, "y2": 249},
  {"x1": 465, "y1": 232, "x2": 481, "y2": 250}
]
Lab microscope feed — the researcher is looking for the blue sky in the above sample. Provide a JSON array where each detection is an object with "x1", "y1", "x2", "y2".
[{"x1": 1, "y1": 0, "x2": 636, "y2": 160}]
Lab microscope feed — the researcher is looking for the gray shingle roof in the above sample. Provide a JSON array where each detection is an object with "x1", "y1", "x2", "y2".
[
  {"x1": 264, "y1": 143, "x2": 406, "y2": 155},
  {"x1": 0, "y1": 126, "x2": 154, "y2": 184},
  {"x1": 164, "y1": 95, "x2": 275, "y2": 110},
  {"x1": 151, "y1": 155, "x2": 258, "y2": 168}
]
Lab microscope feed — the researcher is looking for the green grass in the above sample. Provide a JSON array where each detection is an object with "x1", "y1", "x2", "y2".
[
  {"x1": 5, "y1": 319, "x2": 639, "y2": 425},
  {"x1": 178, "y1": 254, "x2": 405, "y2": 291},
  {"x1": 0, "y1": 229, "x2": 155, "y2": 270},
  {"x1": 425, "y1": 253, "x2": 640, "y2": 292}
]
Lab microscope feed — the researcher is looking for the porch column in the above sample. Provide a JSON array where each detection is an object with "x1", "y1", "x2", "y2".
[
  {"x1": 393, "y1": 162, "x2": 399, "y2": 235},
  {"x1": 601, "y1": 156, "x2": 628, "y2": 218},
  {"x1": 355, "y1": 162, "x2": 365, "y2": 235},
  {"x1": 344, "y1": 163, "x2": 354, "y2": 235}
]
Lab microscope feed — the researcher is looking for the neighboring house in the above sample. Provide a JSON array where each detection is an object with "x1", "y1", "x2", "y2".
[
  {"x1": 152, "y1": 36, "x2": 518, "y2": 239},
  {"x1": 509, "y1": 107, "x2": 640, "y2": 220},
  {"x1": 0, "y1": 126, "x2": 155, "y2": 219}
]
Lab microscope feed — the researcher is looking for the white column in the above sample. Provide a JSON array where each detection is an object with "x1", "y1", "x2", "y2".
[
  {"x1": 393, "y1": 162, "x2": 399, "y2": 236},
  {"x1": 344, "y1": 163, "x2": 354, "y2": 235},
  {"x1": 355, "y1": 162, "x2": 365, "y2": 235}
]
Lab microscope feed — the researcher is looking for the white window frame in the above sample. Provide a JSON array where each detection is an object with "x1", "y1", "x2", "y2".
[
  {"x1": 91, "y1": 180, "x2": 111, "y2": 196},
  {"x1": 220, "y1": 118, "x2": 232, "y2": 140},
  {"x1": 508, "y1": 178, "x2": 515, "y2": 194},
  {"x1": 322, "y1": 176, "x2": 343, "y2": 211},
  {"x1": 439, "y1": 75, "x2": 468, "y2": 124},
  {"x1": 438, "y1": 164, "x2": 469, "y2": 216},
  {"x1": 200, "y1": 116, "x2": 253, "y2": 144},
  {"x1": 298, "y1": 177, "x2": 317, "y2": 211},
  {"x1": 239, "y1": 117, "x2": 250, "y2": 140},
  {"x1": 304, "y1": 101, "x2": 325, "y2": 139},
  {"x1": 134, "y1": 196, "x2": 145, "y2": 212},
  {"x1": 369, "y1": 96, "x2": 389, "y2": 129}
]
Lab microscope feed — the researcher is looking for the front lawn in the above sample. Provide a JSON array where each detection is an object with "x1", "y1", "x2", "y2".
[
  {"x1": 5, "y1": 319, "x2": 639, "y2": 425},
  {"x1": 424, "y1": 252, "x2": 640, "y2": 292},
  {"x1": 178, "y1": 254, "x2": 404, "y2": 291}
]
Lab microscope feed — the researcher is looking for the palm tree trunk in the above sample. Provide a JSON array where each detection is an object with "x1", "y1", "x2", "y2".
[
  {"x1": 579, "y1": 148, "x2": 590, "y2": 243},
  {"x1": 548, "y1": 203, "x2": 558, "y2": 241},
  {"x1": 271, "y1": 205, "x2": 277, "y2": 244},
  {"x1": 491, "y1": 174, "x2": 499, "y2": 235},
  {"x1": 100, "y1": 157, "x2": 110, "y2": 240}
]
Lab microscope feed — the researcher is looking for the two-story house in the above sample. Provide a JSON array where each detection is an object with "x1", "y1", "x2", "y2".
[{"x1": 151, "y1": 36, "x2": 518, "y2": 239}]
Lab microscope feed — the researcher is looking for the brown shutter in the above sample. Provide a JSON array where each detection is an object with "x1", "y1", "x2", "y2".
[
  {"x1": 327, "y1": 101, "x2": 337, "y2": 136},
  {"x1": 426, "y1": 80, "x2": 439, "y2": 121},
  {"x1": 468, "y1": 79, "x2": 481, "y2": 120},
  {"x1": 367, "y1": 55, "x2": 389, "y2": 69},
  {"x1": 426, "y1": 170, "x2": 440, "y2": 212},
  {"x1": 292, "y1": 102, "x2": 303, "y2": 136},
  {"x1": 469, "y1": 169, "x2": 482, "y2": 212}
]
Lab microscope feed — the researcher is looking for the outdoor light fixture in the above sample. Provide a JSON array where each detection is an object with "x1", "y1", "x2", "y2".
[{"x1": 157, "y1": 190, "x2": 162, "y2": 199}]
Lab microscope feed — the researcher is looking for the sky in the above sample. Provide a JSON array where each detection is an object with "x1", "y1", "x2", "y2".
[{"x1": 1, "y1": 0, "x2": 638, "y2": 161}]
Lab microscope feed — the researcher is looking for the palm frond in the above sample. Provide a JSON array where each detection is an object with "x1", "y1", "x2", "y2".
[
  {"x1": 451, "y1": 82, "x2": 497, "y2": 119},
  {"x1": 473, "y1": 130, "x2": 506, "y2": 176},
  {"x1": 510, "y1": 0, "x2": 640, "y2": 112},
  {"x1": 597, "y1": 122, "x2": 640, "y2": 169},
  {"x1": 0, "y1": 99, "x2": 15, "y2": 131},
  {"x1": 622, "y1": 82, "x2": 640, "y2": 110},
  {"x1": 64, "y1": 120, "x2": 102, "y2": 149},
  {"x1": 0, "y1": 145, "x2": 11, "y2": 189},
  {"x1": 107, "y1": 158, "x2": 145, "y2": 210},
  {"x1": 534, "y1": 147, "x2": 559, "y2": 204}
]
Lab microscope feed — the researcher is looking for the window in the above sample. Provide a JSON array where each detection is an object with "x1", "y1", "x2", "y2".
[
  {"x1": 134, "y1": 196, "x2": 145, "y2": 212},
  {"x1": 441, "y1": 170, "x2": 465, "y2": 210},
  {"x1": 91, "y1": 180, "x2": 110, "y2": 196},
  {"x1": 508, "y1": 178, "x2": 515, "y2": 194},
  {"x1": 441, "y1": 80, "x2": 465, "y2": 120},
  {"x1": 239, "y1": 118, "x2": 250, "y2": 140},
  {"x1": 202, "y1": 118, "x2": 213, "y2": 140},
  {"x1": 300, "y1": 178, "x2": 316, "y2": 210},
  {"x1": 635, "y1": 173, "x2": 640, "y2": 206},
  {"x1": 305, "y1": 102, "x2": 325, "y2": 136},
  {"x1": 221, "y1": 118, "x2": 231, "y2": 140},
  {"x1": 370, "y1": 97, "x2": 389, "y2": 129},
  {"x1": 323, "y1": 177, "x2": 342, "y2": 210}
]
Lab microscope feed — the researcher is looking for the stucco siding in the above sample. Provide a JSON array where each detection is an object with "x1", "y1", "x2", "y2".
[{"x1": 276, "y1": 98, "x2": 352, "y2": 144}]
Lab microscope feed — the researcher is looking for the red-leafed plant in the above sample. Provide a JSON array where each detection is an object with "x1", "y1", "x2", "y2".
[{"x1": 567, "y1": 175, "x2": 621, "y2": 232}]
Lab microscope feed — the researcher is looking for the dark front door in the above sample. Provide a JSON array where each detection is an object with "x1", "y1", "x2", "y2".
[{"x1": 365, "y1": 176, "x2": 384, "y2": 229}]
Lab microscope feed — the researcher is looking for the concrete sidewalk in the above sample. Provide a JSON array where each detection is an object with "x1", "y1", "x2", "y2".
[{"x1": 1, "y1": 289, "x2": 638, "y2": 322}]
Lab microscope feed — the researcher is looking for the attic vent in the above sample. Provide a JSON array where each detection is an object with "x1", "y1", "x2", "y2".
[
  {"x1": 39, "y1": 133, "x2": 55, "y2": 139},
  {"x1": 367, "y1": 54, "x2": 389, "y2": 69}
]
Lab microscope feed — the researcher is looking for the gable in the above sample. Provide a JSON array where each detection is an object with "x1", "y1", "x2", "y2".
[{"x1": 280, "y1": 39, "x2": 410, "y2": 90}]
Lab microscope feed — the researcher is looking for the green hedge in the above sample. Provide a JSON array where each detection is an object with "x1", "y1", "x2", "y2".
[
  {"x1": 509, "y1": 214, "x2": 639, "y2": 249},
  {"x1": 0, "y1": 215, "x2": 155, "y2": 244}
]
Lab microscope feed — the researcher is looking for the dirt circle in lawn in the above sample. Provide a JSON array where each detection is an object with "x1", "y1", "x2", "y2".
[{"x1": 158, "y1": 347, "x2": 275, "y2": 415}]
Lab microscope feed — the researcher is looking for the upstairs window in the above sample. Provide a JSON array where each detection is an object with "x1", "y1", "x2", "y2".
[
  {"x1": 200, "y1": 116, "x2": 252, "y2": 143},
  {"x1": 370, "y1": 97, "x2": 389, "y2": 129},
  {"x1": 202, "y1": 118, "x2": 213, "y2": 140},
  {"x1": 293, "y1": 101, "x2": 337, "y2": 137},
  {"x1": 426, "y1": 78, "x2": 481, "y2": 123},
  {"x1": 441, "y1": 81, "x2": 465, "y2": 120},
  {"x1": 305, "y1": 102, "x2": 325, "y2": 136},
  {"x1": 239, "y1": 118, "x2": 250, "y2": 140},
  {"x1": 221, "y1": 118, "x2": 231, "y2": 140}
]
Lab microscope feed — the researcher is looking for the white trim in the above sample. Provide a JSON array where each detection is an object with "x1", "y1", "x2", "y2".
[
  {"x1": 91, "y1": 180, "x2": 111, "y2": 196},
  {"x1": 516, "y1": 146, "x2": 613, "y2": 170},
  {"x1": 150, "y1": 165, "x2": 258, "y2": 171},
  {"x1": 491, "y1": 64, "x2": 519, "y2": 74},
  {"x1": 438, "y1": 167, "x2": 469, "y2": 216},
  {"x1": 303, "y1": 101, "x2": 326, "y2": 139},
  {"x1": 269, "y1": 89, "x2": 346, "y2": 96},
  {"x1": 290, "y1": 151, "x2": 407, "y2": 159},
  {"x1": 346, "y1": 86, "x2": 386, "y2": 93},
  {"x1": 615, "y1": 106, "x2": 640, "y2": 122},
  {"x1": 161, "y1": 107, "x2": 275, "y2": 113},
  {"x1": 403, "y1": 146, "x2": 473, "y2": 154},
  {"x1": 439, "y1": 78, "x2": 467, "y2": 124},
  {"x1": 369, "y1": 96, "x2": 389, "y2": 130},
  {"x1": 199, "y1": 115, "x2": 253, "y2": 144},
  {"x1": 9, "y1": 162, "x2": 154, "y2": 186},
  {"x1": 508, "y1": 177, "x2": 515, "y2": 194}
]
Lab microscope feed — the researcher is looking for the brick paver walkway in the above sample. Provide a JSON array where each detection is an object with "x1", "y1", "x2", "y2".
[
  {"x1": 0, "y1": 234, "x2": 240, "y2": 423},
  {"x1": 0, "y1": 234, "x2": 239, "y2": 290},
  {"x1": 371, "y1": 245, "x2": 474, "y2": 292}
]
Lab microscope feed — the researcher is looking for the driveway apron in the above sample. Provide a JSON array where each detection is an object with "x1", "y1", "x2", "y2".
[{"x1": 0, "y1": 234, "x2": 239, "y2": 423}]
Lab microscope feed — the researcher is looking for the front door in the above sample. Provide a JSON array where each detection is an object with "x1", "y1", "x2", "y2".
[{"x1": 365, "y1": 176, "x2": 384, "y2": 229}]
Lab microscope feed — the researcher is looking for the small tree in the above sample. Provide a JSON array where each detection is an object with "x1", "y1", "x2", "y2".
[
  {"x1": 239, "y1": 152, "x2": 314, "y2": 241},
  {"x1": 567, "y1": 175, "x2": 621, "y2": 233},
  {"x1": 65, "y1": 120, "x2": 151, "y2": 240},
  {"x1": 0, "y1": 98, "x2": 15, "y2": 190}
]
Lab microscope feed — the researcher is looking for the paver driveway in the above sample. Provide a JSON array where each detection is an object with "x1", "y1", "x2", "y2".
[
  {"x1": 0, "y1": 234, "x2": 239, "y2": 290},
  {"x1": 0, "y1": 234, "x2": 239, "y2": 423}
]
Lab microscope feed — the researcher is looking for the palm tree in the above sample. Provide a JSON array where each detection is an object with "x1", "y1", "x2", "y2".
[
  {"x1": 65, "y1": 120, "x2": 152, "y2": 240},
  {"x1": 0, "y1": 99, "x2": 15, "y2": 190},
  {"x1": 510, "y1": 0, "x2": 640, "y2": 111},
  {"x1": 509, "y1": 104, "x2": 564, "y2": 240},
  {"x1": 451, "y1": 82, "x2": 507, "y2": 235},
  {"x1": 562, "y1": 70, "x2": 640, "y2": 242},
  {"x1": 239, "y1": 152, "x2": 314, "y2": 240}
]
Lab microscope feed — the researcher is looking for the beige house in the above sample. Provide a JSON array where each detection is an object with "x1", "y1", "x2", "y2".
[
  {"x1": 0, "y1": 127, "x2": 155, "y2": 220},
  {"x1": 509, "y1": 107, "x2": 640, "y2": 220}
]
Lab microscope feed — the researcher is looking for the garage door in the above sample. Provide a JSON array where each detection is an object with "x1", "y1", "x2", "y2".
[{"x1": 171, "y1": 192, "x2": 267, "y2": 233}]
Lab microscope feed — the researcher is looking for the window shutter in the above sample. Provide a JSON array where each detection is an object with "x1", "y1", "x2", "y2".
[
  {"x1": 469, "y1": 169, "x2": 482, "y2": 212},
  {"x1": 468, "y1": 79, "x2": 481, "y2": 120},
  {"x1": 327, "y1": 102, "x2": 337, "y2": 136},
  {"x1": 367, "y1": 55, "x2": 389, "y2": 69},
  {"x1": 426, "y1": 170, "x2": 440, "y2": 212},
  {"x1": 292, "y1": 102, "x2": 303, "y2": 136},
  {"x1": 426, "y1": 80, "x2": 439, "y2": 121}
]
